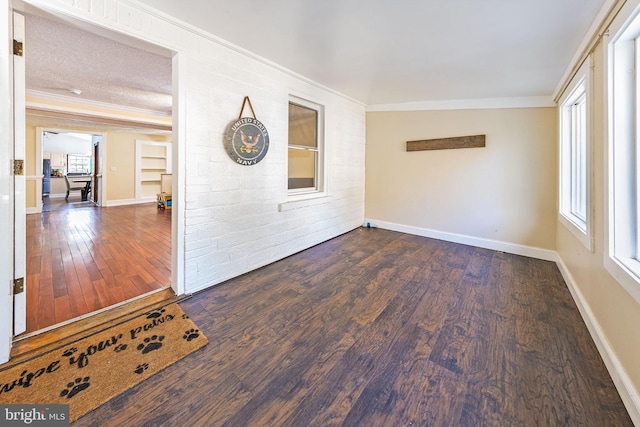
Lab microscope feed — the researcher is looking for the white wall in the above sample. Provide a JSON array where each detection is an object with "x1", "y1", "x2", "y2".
[
  {"x1": 42, "y1": 132, "x2": 92, "y2": 155},
  {"x1": 365, "y1": 107, "x2": 558, "y2": 258},
  {"x1": 0, "y1": 0, "x2": 365, "y2": 360},
  {"x1": 27, "y1": 0, "x2": 365, "y2": 289}
]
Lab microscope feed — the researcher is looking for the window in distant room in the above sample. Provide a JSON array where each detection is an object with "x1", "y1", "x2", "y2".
[
  {"x1": 288, "y1": 97, "x2": 324, "y2": 193},
  {"x1": 67, "y1": 155, "x2": 92, "y2": 175},
  {"x1": 559, "y1": 57, "x2": 592, "y2": 250}
]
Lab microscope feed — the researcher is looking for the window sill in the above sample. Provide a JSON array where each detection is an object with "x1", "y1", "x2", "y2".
[
  {"x1": 604, "y1": 255, "x2": 640, "y2": 305},
  {"x1": 278, "y1": 192, "x2": 328, "y2": 212},
  {"x1": 559, "y1": 213, "x2": 593, "y2": 252}
]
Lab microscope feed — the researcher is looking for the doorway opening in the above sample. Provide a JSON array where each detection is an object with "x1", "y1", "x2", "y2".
[
  {"x1": 40, "y1": 129, "x2": 101, "y2": 212},
  {"x1": 16, "y1": 7, "x2": 178, "y2": 339}
]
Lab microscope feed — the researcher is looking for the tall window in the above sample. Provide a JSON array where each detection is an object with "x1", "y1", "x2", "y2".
[
  {"x1": 288, "y1": 97, "x2": 324, "y2": 193},
  {"x1": 559, "y1": 58, "x2": 591, "y2": 250},
  {"x1": 606, "y1": 4, "x2": 640, "y2": 303}
]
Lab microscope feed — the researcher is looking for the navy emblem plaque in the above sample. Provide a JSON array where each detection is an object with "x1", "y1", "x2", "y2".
[{"x1": 225, "y1": 117, "x2": 269, "y2": 166}]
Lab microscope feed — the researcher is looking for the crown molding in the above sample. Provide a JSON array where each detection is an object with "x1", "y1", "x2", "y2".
[
  {"x1": 553, "y1": 0, "x2": 620, "y2": 101},
  {"x1": 26, "y1": 89, "x2": 171, "y2": 117},
  {"x1": 365, "y1": 96, "x2": 556, "y2": 112}
]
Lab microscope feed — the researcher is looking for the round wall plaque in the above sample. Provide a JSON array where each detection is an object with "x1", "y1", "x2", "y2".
[{"x1": 225, "y1": 117, "x2": 270, "y2": 166}]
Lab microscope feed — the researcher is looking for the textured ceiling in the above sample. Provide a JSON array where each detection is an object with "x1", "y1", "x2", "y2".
[
  {"x1": 25, "y1": 12, "x2": 172, "y2": 115},
  {"x1": 136, "y1": 0, "x2": 607, "y2": 105}
]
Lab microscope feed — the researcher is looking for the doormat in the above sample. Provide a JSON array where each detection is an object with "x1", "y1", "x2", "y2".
[{"x1": 0, "y1": 303, "x2": 208, "y2": 422}]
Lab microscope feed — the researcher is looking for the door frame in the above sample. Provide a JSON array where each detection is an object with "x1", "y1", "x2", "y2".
[
  {"x1": 34, "y1": 128, "x2": 106, "y2": 213},
  {"x1": 0, "y1": 0, "x2": 13, "y2": 363},
  {"x1": 13, "y1": 10, "x2": 27, "y2": 338},
  {"x1": 1, "y1": 0, "x2": 186, "y2": 363}
]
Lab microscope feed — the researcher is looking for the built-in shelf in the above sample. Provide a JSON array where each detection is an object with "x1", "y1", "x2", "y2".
[{"x1": 136, "y1": 140, "x2": 172, "y2": 201}]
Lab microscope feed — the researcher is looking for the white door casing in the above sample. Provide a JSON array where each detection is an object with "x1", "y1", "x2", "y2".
[
  {"x1": 0, "y1": 0, "x2": 13, "y2": 364},
  {"x1": 13, "y1": 11, "x2": 27, "y2": 336}
]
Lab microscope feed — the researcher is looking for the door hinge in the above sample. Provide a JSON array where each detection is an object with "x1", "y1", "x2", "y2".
[
  {"x1": 13, "y1": 159, "x2": 24, "y2": 176},
  {"x1": 13, "y1": 278, "x2": 24, "y2": 295},
  {"x1": 13, "y1": 39, "x2": 23, "y2": 57}
]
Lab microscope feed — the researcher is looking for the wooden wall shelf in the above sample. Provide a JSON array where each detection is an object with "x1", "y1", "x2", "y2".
[{"x1": 406, "y1": 134, "x2": 485, "y2": 151}]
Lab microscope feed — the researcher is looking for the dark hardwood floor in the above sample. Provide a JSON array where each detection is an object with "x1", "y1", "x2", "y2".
[
  {"x1": 73, "y1": 228, "x2": 633, "y2": 426},
  {"x1": 25, "y1": 197, "x2": 171, "y2": 333}
]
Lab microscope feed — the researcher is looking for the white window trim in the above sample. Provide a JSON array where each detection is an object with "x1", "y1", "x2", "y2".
[
  {"x1": 67, "y1": 154, "x2": 92, "y2": 175},
  {"x1": 559, "y1": 57, "x2": 593, "y2": 251},
  {"x1": 605, "y1": 0, "x2": 640, "y2": 305},
  {"x1": 287, "y1": 95, "x2": 326, "y2": 198}
]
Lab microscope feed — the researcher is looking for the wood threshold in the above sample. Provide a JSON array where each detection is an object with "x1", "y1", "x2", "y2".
[{"x1": 5, "y1": 288, "x2": 180, "y2": 369}]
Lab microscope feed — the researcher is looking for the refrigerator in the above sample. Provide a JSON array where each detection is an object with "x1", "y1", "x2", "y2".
[{"x1": 43, "y1": 159, "x2": 51, "y2": 195}]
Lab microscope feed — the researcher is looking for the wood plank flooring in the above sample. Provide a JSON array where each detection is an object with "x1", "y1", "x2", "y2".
[
  {"x1": 73, "y1": 228, "x2": 633, "y2": 426},
  {"x1": 25, "y1": 198, "x2": 171, "y2": 333}
]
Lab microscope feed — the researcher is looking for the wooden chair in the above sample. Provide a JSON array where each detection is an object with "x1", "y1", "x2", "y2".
[{"x1": 64, "y1": 175, "x2": 85, "y2": 201}]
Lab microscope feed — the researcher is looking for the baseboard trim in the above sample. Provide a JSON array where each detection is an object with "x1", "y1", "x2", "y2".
[
  {"x1": 366, "y1": 219, "x2": 558, "y2": 261},
  {"x1": 556, "y1": 258, "x2": 640, "y2": 425},
  {"x1": 104, "y1": 198, "x2": 155, "y2": 207}
]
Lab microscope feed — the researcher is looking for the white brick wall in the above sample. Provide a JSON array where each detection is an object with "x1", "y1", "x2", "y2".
[{"x1": 29, "y1": 0, "x2": 366, "y2": 292}]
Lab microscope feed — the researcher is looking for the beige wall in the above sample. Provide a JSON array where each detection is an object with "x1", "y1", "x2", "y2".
[
  {"x1": 25, "y1": 125, "x2": 37, "y2": 209},
  {"x1": 25, "y1": 125, "x2": 36, "y2": 176},
  {"x1": 365, "y1": 107, "x2": 558, "y2": 250},
  {"x1": 556, "y1": 42, "x2": 640, "y2": 410},
  {"x1": 105, "y1": 132, "x2": 170, "y2": 201}
]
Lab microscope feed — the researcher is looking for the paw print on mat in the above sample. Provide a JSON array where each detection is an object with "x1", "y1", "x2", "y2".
[
  {"x1": 60, "y1": 377, "x2": 90, "y2": 399},
  {"x1": 145, "y1": 308, "x2": 165, "y2": 319},
  {"x1": 183, "y1": 328, "x2": 200, "y2": 342},
  {"x1": 113, "y1": 344, "x2": 128, "y2": 353},
  {"x1": 136, "y1": 335, "x2": 165, "y2": 354},
  {"x1": 134, "y1": 363, "x2": 149, "y2": 375}
]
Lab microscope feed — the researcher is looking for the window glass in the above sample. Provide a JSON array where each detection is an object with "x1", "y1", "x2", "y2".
[
  {"x1": 558, "y1": 57, "x2": 591, "y2": 250},
  {"x1": 288, "y1": 98, "x2": 323, "y2": 192},
  {"x1": 604, "y1": 5, "x2": 640, "y2": 303},
  {"x1": 67, "y1": 155, "x2": 91, "y2": 175}
]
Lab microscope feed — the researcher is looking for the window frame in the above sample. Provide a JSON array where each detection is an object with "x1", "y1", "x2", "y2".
[
  {"x1": 605, "y1": 0, "x2": 640, "y2": 304},
  {"x1": 287, "y1": 95, "x2": 325, "y2": 196},
  {"x1": 66, "y1": 154, "x2": 92, "y2": 175},
  {"x1": 558, "y1": 57, "x2": 593, "y2": 251}
]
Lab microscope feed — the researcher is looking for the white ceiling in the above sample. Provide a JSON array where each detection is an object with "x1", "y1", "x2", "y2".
[
  {"x1": 22, "y1": 0, "x2": 607, "y2": 125},
  {"x1": 136, "y1": 0, "x2": 606, "y2": 105}
]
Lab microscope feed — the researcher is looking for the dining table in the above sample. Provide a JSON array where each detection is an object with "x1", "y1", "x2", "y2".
[{"x1": 72, "y1": 177, "x2": 92, "y2": 201}]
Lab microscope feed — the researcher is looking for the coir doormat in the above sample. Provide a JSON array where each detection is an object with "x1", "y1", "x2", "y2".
[{"x1": 0, "y1": 303, "x2": 208, "y2": 422}]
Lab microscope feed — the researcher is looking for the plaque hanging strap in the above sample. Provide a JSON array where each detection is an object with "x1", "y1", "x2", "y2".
[{"x1": 237, "y1": 96, "x2": 257, "y2": 120}]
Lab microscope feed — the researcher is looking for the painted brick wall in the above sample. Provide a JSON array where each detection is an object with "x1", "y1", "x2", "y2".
[{"x1": 34, "y1": 0, "x2": 366, "y2": 292}]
